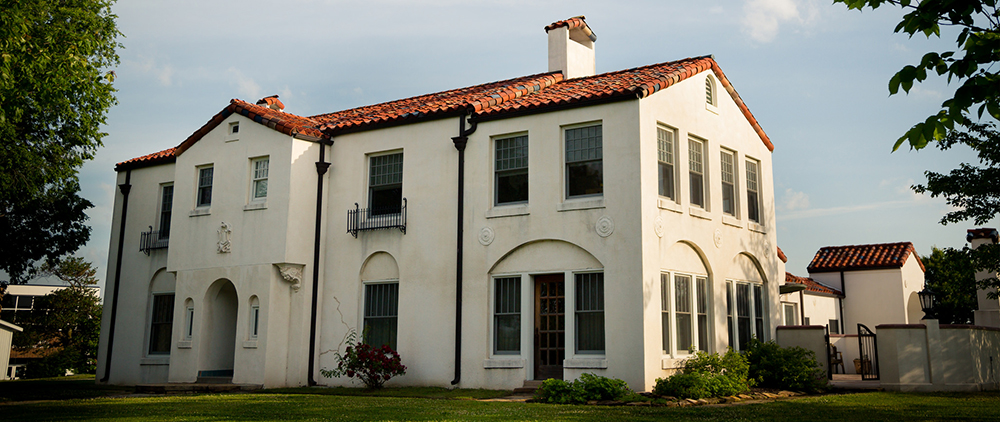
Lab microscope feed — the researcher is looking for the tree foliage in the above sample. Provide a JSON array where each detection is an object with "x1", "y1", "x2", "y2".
[
  {"x1": 922, "y1": 246, "x2": 978, "y2": 323},
  {"x1": 834, "y1": 0, "x2": 1000, "y2": 150},
  {"x1": 0, "y1": 0, "x2": 120, "y2": 283},
  {"x1": 12, "y1": 258, "x2": 102, "y2": 377}
]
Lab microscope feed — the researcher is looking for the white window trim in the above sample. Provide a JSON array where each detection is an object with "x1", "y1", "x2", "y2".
[
  {"x1": 727, "y1": 278, "x2": 769, "y2": 351},
  {"x1": 492, "y1": 132, "x2": 530, "y2": 208},
  {"x1": 744, "y1": 155, "x2": 764, "y2": 229},
  {"x1": 720, "y1": 147, "x2": 739, "y2": 219},
  {"x1": 489, "y1": 274, "x2": 526, "y2": 358},
  {"x1": 687, "y1": 136, "x2": 709, "y2": 212},
  {"x1": 359, "y1": 278, "x2": 400, "y2": 348},
  {"x1": 571, "y1": 270, "x2": 605, "y2": 356},
  {"x1": 249, "y1": 156, "x2": 269, "y2": 203},
  {"x1": 195, "y1": 164, "x2": 214, "y2": 209},
  {"x1": 661, "y1": 272, "x2": 711, "y2": 357},
  {"x1": 562, "y1": 121, "x2": 604, "y2": 201},
  {"x1": 226, "y1": 121, "x2": 240, "y2": 142},
  {"x1": 365, "y1": 150, "x2": 404, "y2": 217},
  {"x1": 657, "y1": 124, "x2": 679, "y2": 204}
]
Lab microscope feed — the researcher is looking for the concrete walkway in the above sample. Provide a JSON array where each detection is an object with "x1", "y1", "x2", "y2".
[{"x1": 829, "y1": 374, "x2": 881, "y2": 390}]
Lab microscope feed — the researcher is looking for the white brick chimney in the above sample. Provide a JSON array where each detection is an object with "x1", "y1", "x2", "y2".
[{"x1": 546, "y1": 16, "x2": 596, "y2": 79}]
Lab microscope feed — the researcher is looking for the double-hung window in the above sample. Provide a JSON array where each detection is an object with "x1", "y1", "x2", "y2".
[
  {"x1": 493, "y1": 277, "x2": 521, "y2": 354},
  {"x1": 746, "y1": 159, "x2": 761, "y2": 224},
  {"x1": 565, "y1": 125, "x2": 603, "y2": 198},
  {"x1": 148, "y1": 294, "x2": 175, "y2": 355},
  {"x1": 159, "y1": 184, "x2": 173, "y2": 238},
  {"x1": 675, "y1": 275, "x2": 693, "y2": 352},
  {"x1": 660, "y1": 274, "x2": 670, "y2": 354},
  {"x1": 363, "y1": 282, "x2": 398, "y2": 349},
  {"x1": 197, "y1": 166, "x2": 213, "y2": 207},
  {"x1": 688, "y1": 138, "x2": 705, "y2": 208},
  {"x1": 495, "y1": 135, "x2": 528, "y2": 205},
  {"x1": 664, "y1": 273, "x2": 711, "y2": 354},
  {"x1": 720, "y1": 149, "x2": 737, "y2": 216},
  {"x1": 251, "y1": 157, "x2": 269, "y2": 201},
  {"x1": 730, "y1": 280, "x2": 768, "y2": 350},
  {"x1": 575, "y1": 273, "x2": 605, "y2": 353},
  {"x1": 657, "y1": 127, "x2": 676, "y2": 200},
  {"x1": 369, "y1": 153, "x2": 403, "y2": 216}
]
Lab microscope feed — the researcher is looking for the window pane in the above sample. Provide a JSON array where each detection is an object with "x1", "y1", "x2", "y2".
[
  {"x1": 495, "y1": 136, "x2": 528, "y2": 171},
  {"x1": 737, "y1": 283, "x2": 751, "y2": 350},
  {"x1": 197, "y1": 167, "x2": 213, "y2": 207},
  {"x1": 565, "y1": 126, "x2": 602, "y2": 163},
  {"x1": 149, "y1": 294, "x2": 175, "y2": 354},
  {"x1": 494, "y1": 277, "x2": 521, "y2": 353},
  {"x1": 369, "y1": 154, "x2": 403, "y2": 215},
  {"x1": 697, "y1": 277, "x2": 708, "y2": 351},
  {"x1": 575, "y1": 273, "x2": 604, "y2": 353},
  {"x1": 784, "y1": 304, "x2": 796, "y2": 326},
  {"x1": 160, "y1": 185, "x2": 173, "y2": 237},
  {"x1": 675, "y1": 275, "x2": 692, "y2": 352},
  {"x1": 566, "y1": 125, "x2": 603, "y2": 198},
  {"x1": 829, "y1": 319, "x2": 840, "y2": 335},
  {"x1": 689, "y1": 139, "x2": 704, "y2": 208},
  {"x1": 658, "y1": 128, "x2": 675, "y2": 200},
  {"x1": 496, "y1": 136, "x2": 529, "y2": 204},
  {"x1": 661, "y1": 273, "x2": 670, "y2": 353},
  {"x1": 721, "y1": 151, "x2": 735, "y2": 216},
  {"x1": 567, "y1": 161, "x2": 603, "y2": 197},
  {"x1": 754, "y1": 284, "x2": 765, "y2": 340},
  {"x1": 496, "y1": 170, "x2": 528, "y2": 204},
  {"x1": 364, "y1": 283, "x2": 399, "y2": 349},
  {"x1": 252, "y1": 158, "x2": 269, "y2": 200},
  {"x1": 746, "y1": 160, "x2": 760, "y2": 223},
  {"x1": 726, "y1": 282, "x2": 735, "y2": 349}
]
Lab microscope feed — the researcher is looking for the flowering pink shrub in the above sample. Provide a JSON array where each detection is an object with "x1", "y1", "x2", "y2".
[{"x1": 320, "y1": 330, "x2": 406, "y2": 388}]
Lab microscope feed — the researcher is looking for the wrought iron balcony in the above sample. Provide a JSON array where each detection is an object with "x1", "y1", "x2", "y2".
[
  {"x1": 348, "y1": 198, "x2": 407, "y2": 238},
  {"x1": 140, "y1": 226, "x2": 169, "y2": 255}
]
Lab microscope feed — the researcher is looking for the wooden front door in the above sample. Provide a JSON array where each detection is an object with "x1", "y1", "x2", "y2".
[{"x1": 534, "y1": 274, "x2": 565, "y2": 380}]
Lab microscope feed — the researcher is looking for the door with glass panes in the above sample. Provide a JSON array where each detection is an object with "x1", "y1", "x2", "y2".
[{"x1": 534, "y1": 274, "x2": 564, "y2": 380}]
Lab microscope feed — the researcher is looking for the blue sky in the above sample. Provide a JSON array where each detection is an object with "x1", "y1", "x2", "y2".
[{"x1": 73, "y1": 0, "x2": 997, "y2": 290}]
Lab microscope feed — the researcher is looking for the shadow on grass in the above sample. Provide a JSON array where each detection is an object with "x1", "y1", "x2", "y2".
[
  {"x1": 259, "y1": 386, "x2": 512, "y2": 400},
  {"x1": 0, "y1": 375, "x2": 133, "y2": 403}
]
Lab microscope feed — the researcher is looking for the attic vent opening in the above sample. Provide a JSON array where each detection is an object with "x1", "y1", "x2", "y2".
[
  {"x1": 705, "y1": 75, "x2": 716, "y2": 106},
  {"x1": 230, "y1": 122, "x2": 239, "y2": 134}
]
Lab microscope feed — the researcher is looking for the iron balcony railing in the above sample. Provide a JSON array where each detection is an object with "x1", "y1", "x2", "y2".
[
  {"x1": 140, "y1": 226, "x2": 169, "y2": 255},
  {"x1": 348, "y1": 198, "x2": 406, "y2": 238}
]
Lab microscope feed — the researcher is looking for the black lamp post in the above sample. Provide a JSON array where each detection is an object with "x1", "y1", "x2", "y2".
[{"x1": 918, "y1": 285, "x2": 936, "y2": 320}]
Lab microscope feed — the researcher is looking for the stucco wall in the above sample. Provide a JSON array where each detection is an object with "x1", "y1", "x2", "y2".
[{"x1": 878, "y1": 322, "x2": 1000, "y2": 391}]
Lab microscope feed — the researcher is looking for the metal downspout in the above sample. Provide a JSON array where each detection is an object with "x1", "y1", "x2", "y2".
[
  {"x1": 451, "y1": 113, "x2": 476, "y2": 386},
  {"x1": 308, "y1": 140, "x2": 333, "y2": 386},
  {"x1": 100, "y1": 170, "x2": 132, "y2": 383}
]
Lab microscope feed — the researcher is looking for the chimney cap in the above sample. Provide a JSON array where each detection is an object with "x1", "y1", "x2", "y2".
[
  {"x1": 967, "y1": 228, "x2": 999, "y2": 243},
  {"x1": 544, "y1": 16, "x2": 597, "y2": 41},
  {"x1": 256, "y1": 95, "x2": 285, "y2": 111}
]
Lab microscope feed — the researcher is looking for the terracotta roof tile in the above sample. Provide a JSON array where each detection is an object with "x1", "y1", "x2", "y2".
[
  {"x1": 545, "y1": 16, "x2": 589, "y2": 32},
  {"x1": 777, "y1": 246, "x2": 788, "y2": 263},
  {"x1": 785, "y1": 272, "x2": 843, "y2": 296},
  {"x1": 115, "y1": 147, "x2": 177, "y2": 171},
  {"x1": 967, "y1": 228, "x2": 998, "y2": 243},
  {"x1": 807, "y1": 242, "x2": 925, "y2": 273}
]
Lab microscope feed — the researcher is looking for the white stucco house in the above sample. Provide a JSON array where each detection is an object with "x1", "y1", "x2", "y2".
[
  {"x1": 780, "y1": 272, "x2": 844, "y2": 332},
  {"x1": 968, "y1": 228, "x2": 1000, "y2": 327},
  {"x1": 96, "y1": 17, "x2": 784, "y2": 391}
]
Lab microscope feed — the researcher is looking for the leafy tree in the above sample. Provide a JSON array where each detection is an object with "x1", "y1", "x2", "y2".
[
  {"x1": 13, "y1": 257, "x2": 102, "y2": 377},
  {"x1": 834, "y1": 0, "x2": 1000, "y2": 150},
  {"x1": 0, "y1": 0, "x2": 121, "y2": 282},
  {"x1": 922, "y1": 246, "x2": 977, "y2": 323},
  {"x1": 912, "y1": 123, "x2": 1000, "y2": 300}
]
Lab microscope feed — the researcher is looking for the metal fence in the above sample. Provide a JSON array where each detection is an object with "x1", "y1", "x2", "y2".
[
  {"x1": 139, "y1": 226, "x2": 169, "y2": 255},
  {"x1": 348, "y1": 198, "x2": 407, "y2": 238}
]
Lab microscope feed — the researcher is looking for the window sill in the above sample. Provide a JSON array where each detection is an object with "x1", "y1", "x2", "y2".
[
  {"x1": 657, "y1": 198, "x2": 682, "y2": 214},
  {"x1": 564, "y1": 358, "x2": 608, "y2": 369},
  {"x1": 244, "y1": 202, "x2": 267, "y2": 211},
  {"x1": 661, "y1": 357, "x2": 685, "y2": 370},
  {"x1": 748, "y1": 221, "x2": 766, "y2": 234},
  {"x1": 177, "y1": 340, "x2": 192, "y2": 349},
  {"x1": 486, "y1": 204, "x2": 530, "y2": 219},
  {"x1": 722, "y1": 215, "x2": 742, "y2": 228},
  {"x1": 688, "y1": 207, "x2": 712, "y2": 220},
  {"x1": 706, "y1": 102, "x2": 719, "y2": 115},
  {"x1": 243, "y1": 340, "x2": 258, "y2": 349},
  {"x1": 140, "y1": 357, "x2": 170, "y2": 365},
  {"x1": 189, "y1": 207, "x2": 211, "y2": 217},
  {"x1": 483, "y1": 358, "x2": 525, "y2": 369},
  {"x1": 557, "y1": 197, "x2": 605, "y2": 212},
  {"x1": 225, "y1": 137, "x2": 239, "y2": 143}
]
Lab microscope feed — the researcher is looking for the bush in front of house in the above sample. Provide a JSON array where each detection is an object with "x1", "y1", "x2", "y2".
[
  {"x1": 534, "y1": 373, "x2": 633, "y2": 404},
  {"x1": 320, "y1": 330, "x2": 406, "y2": 389},
  {"x1": 653, "y1": 349, "x2": 751, "y2": 399},
  {"x1": 742, "y1": 339, "x2": 826, "y2": 392}
]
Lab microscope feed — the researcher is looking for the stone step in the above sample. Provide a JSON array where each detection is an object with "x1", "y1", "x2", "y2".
[
  {"x1": 196, "y1": 376, "x2": 234, "y2": 384},
  {"x1": 135, "y1": 383, "x2": 262, "y2": 394},
  {"x1": 512, "y1": 380, "x2": 544, "y2": 394}
]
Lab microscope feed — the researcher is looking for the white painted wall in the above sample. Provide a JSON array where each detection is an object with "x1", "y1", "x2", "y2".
[
  {"x1": 809, "y1": 255, "x2": 924, "y2": 335},
  {"x1": 0, "y1": 319, "x2": 22, "y2": 380}
]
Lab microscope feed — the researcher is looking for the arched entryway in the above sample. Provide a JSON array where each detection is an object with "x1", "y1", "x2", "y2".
[{"x1": 199, "y1": 279, "x2": 238, "y2": 380}]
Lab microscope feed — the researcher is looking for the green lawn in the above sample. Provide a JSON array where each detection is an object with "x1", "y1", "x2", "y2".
[{"x1": 1, "y1": 388, "x2": 998, "y2": 421}]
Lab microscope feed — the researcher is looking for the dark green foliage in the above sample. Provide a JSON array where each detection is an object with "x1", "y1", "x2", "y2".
[
  {"x1": 834, "y1": 1, "x2": 1000, "y2": 151},
  {"x1": 0, "y1": 0, "x2": 120, "y2": 283},
  {"x1": 534, "y1": 373, "x2": 632, "y2": 404},
  {"x1": 743, "y1": 339, "x2": 826, "y2": 393},
  {"x1": 922, "y1": 247, "x2": 978, "y2": 323},
  {"x1": 653, "y1": 350, "x2": 751, "y2": 399}
]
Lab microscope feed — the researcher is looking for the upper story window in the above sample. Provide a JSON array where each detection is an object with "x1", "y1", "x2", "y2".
[
  {"x1": 369, "y1": 152, "x2": 403, "y2": 216},
  {"x1": 746, "y1": 159, "x2": 761, "y2": 223},
  {"x1": 688, "y1": 138, "x2": 705, "y2": 208},
  {"x1": 565, "y1": 124, "x2": 603, "y2": 198},
  {"x1": 706, "y1": 75, "x2": 716, "y2": 106},
  {"x1": 495, "y1": 135, "x2": 528, "y2": 205},
  {"x1": 230, "y1": 122, "x2": 239, "y2": 134},
  {"x1": 251, "y1": 157, "x2": 269, "y2": 201},
  {"x1": 159, "y1": 184, "x2": 173, "y2": 238},
  {"x1": 197, "y1": 166, "x2": 213, "y2": 207},
  {"x1": 657, "y1": 127, "x2": 676, "y2": 201},
  {"x1": 720, "y1": 149, "x2": 737, "y2": 217}
]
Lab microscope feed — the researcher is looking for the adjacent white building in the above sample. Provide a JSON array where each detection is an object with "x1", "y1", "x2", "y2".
[
  {"x1": 96, "y1": 17, "x2": 784, "y2": 391},
  {"x1": 968, "y1": 228, "x2": 1000, "y2": 327}
]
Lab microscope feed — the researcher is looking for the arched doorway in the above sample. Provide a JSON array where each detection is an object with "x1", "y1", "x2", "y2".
[{"x1": 199, "y1": 279, "x2": 238, "y2": 380}]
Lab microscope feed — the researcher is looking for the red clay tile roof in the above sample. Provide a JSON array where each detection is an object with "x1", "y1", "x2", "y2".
[
  {"x1": 115, "y1": 147, "x2": 177, "y2": 171},
  {"x1": 785, "y1": 272, "x2": 843, "y2": 296},
  {"x1": 807, "y1": 242, "x2": 925, "y2": 273},
  {"x1": 545, "y1": 16, "x2": 589, "y2": 32},
  {"x1": 967, "y1": 228, "x2": 998, "y2": 243},
  {"x1": 777, "y1": 246, "x2": 788, "y2": 263},
  {"x1": 257, "y1": 95, "x2": 285, "y2": 110}
]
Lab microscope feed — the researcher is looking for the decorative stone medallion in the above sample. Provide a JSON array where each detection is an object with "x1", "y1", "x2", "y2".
[
  {"x1": 654, "y1": 216, "x2": 664, "y2": 238},
  {"x1": 274, "y1": 263, "x2": 305, "y2": 291},
  {"x1": 713, "y1": 228, "x2": 723, "y2": 249},
  {"x1": 478, "y1": 227, "x2": 495, "y2": 246},
  {"x1": 218, "y1": 222, "x2": 232, "y2": 253},
  {"x1": 596, "y1": 216, "x2": 615, "y2": 238}
]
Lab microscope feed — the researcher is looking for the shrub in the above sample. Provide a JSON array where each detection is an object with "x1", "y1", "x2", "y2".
[
  {"x1": 534, "y1": 373, "x2": 632, "y2": 404},
  {"x1": 743, "y1": 339, "x2": 825, "y2": 392},
  {"x1": 320, "y1": 330, "x2": 406, "y2": 388},
  {"x1": 653, "y1": 349, "x2": 751, "y2": 399}
]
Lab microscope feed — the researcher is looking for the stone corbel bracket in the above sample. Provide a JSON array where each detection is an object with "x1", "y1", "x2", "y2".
[{"x1": 274, "y1": 263, "x2": 306, "y2": 292}]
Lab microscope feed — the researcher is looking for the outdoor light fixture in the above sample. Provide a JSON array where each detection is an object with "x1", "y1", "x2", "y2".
[{"x1": 918, "y1": 286, "x2": 936, "y2": 320}]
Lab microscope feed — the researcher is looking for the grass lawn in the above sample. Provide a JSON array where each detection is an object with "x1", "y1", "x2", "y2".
[
  {"x1": 0, "y1": 375, "x2": 133, "y2": 402},
  {"x1": 1, "y1": 387, "x2": 999, "y2": 421}
]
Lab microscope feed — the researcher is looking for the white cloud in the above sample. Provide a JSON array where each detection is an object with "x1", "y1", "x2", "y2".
[
  {"x1": 125, "y1": 57, "x2": 175, "y2": 86},
  {"x1": 741, "y1": 0, "x2": 818, "y2": 43},
  {"x1": 227, "y1": 67, "x2": 262, "y2": 100},
  {"x1": 779, "y1": 188, "x2": 810, "y2": 211},
  {"x1": 709, "y1": 6, "x2": 725, "y2": 14},
  {"x1": 778, "y1": 199, "x2": 913, "y2": 221}
]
